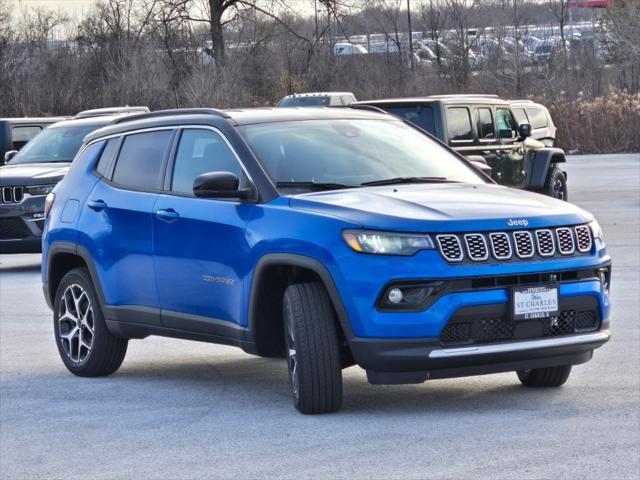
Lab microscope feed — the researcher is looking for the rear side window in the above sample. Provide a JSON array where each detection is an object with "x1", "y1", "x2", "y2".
[
  {"x1": 12, "y1": 126, "x2": 42, "y2": 148},
  {"x1": 446, "y1": 107, "x2": 473, "y2": 141},
  {"x1": 384, "y1": 106, "x2": 435, "y2": 135},
  {"x1": 525, "y1": 107, "x2": 548, "y2": 129},
  {"x1": 171, "y1": 129, "x2": 242, "y2": 194},
  {"x1": 477, "y1": 108, "x2": 495, "y2": 139},
  {"x1": 111, "y1": 130, "x2": 173, "y2": 190},
  {"x1": 95, "y1": 138, "x2": 120, "y2": 178}
]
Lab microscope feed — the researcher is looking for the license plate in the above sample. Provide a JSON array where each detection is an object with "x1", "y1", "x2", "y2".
[{"x1": 512, "y1": 285, "x2": 559, "y2": 321}]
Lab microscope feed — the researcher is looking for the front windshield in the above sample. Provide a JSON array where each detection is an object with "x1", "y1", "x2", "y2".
[
  {"x1": 240, "y1": 119, "x2": 485, "y2": 189},
  {"x1": 9, "y1": 125, "x2": 97, "y2": 164}
]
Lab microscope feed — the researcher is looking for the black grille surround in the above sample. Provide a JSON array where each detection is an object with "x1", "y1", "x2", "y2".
[
  {"x1": 439, "y1": 296, "x2": 601, "y2": 347},
  {"x1": 436, "y1": 225, "x2": 593, "y2": 264}
]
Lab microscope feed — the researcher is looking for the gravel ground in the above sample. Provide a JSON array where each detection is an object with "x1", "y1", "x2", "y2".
[{"x1": 1, "y1": 153, "x2": 639, "y2": 480}]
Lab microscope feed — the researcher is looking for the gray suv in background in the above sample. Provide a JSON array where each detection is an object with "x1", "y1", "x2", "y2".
[
  {"x1": 0, "y1": 107, "x2": 149, "y2": 253},
  {"x1": 276, "y1": 92, "x2": 357, "y2": 107},
  {"x1": 510, "y1": 100, "x2": 557, "y2": 147}
]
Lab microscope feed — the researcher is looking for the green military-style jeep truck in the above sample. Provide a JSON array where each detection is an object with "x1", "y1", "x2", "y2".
[{"x1": 354, "y1": 95, "x2": 568, "y2": 200}]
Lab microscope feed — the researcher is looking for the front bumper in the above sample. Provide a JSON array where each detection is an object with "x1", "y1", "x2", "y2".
[
  {"x1": 351, "y1": 330, "x2": 610, "y2": 384},
  {"x1": 0, "y1": 195, "x2": 46, "y2": 253}
]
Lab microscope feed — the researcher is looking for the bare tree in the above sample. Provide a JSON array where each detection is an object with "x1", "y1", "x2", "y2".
[{"x1": 547, "y1": 0, "x2": 570, "y2": 53}]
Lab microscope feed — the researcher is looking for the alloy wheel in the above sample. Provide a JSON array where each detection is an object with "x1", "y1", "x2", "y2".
[
  {"x1": 286, "y1": 318, "x2": 299, "y2": 401},
  {"x1": 552, "y1": 178, "x2": 565, "y2": 199},
  {"x1": 57, "y1": 284, "x2": 94, "y2": 363}
]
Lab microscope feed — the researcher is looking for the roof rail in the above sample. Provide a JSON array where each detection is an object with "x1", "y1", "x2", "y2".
[
  {"x1": 427, "y1": 94, "x2": 501, "y2": 99},
  {"x1": 74, "y1": 106, "x2": 150, "y2": 119},
  {"x1": 347, "y1": 104, "x2": 389, "y2": 115},
  {"x1": 109, "y1": 108, "x2": 231, "y2": 125}
]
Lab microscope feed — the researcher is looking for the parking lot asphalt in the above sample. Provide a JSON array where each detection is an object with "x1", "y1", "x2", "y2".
[{"x1": 1, "y1": 153, "x2": 639, "y2": 480}]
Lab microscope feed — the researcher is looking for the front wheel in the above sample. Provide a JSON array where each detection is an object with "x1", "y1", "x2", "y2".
[
  {"x1": 517, "y1": 365, "x2": 572, "y2": 387},
  {"x1": 543, "y1": 166, "x2": 568, "y2": 200},
  {"x1": 53, "y1": 268, "x2": 128, "y2": 377},
  {"x1": 283, "y1": 283, "x2": 343, "y2": 414}
]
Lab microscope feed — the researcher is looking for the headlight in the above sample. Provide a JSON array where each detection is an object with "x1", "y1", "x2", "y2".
[
  {"x1": 342, "y1": 230, "x2": 434, "y2": 256},
  {"x1": 25, "y1": 184, "x2": 57, "y2": 196},
  {"x1": 589, "y1": 219, "x2": 604, "y2": 241}
]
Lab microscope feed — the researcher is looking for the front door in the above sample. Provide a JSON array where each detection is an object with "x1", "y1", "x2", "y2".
[
  {"x1": 153, "y1": 127, "x2": 254, "y2": 334},
  {"x1": 495, "y1": 107, "x2": 529, "y2": 188}
]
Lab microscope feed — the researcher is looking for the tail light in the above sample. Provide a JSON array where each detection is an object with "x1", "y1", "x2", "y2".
[{"x1": 44, "y1": 192, "x2": 56, "y2": 219}]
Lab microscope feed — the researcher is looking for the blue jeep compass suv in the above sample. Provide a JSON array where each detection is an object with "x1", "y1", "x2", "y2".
[{"x1": 41, "y1": 108, "x2": 611, "y2": 414}]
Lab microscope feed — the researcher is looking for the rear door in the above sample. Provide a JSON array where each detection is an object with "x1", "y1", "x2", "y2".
[
  {"x1": 81, "y1": 128, "x2": 175, "y2": 321},
  {"x1": 153, "y1": 127, "x2": 254, "y2": 334}
]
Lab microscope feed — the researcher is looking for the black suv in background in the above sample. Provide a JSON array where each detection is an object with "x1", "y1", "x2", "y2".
[
  {"x1": 1, "y1": 117, "x2": 69, "y2": 161},
  {"x1": 354, "y1": 95, "x2": 568, "y2": 199},
  {"x1": 0, "y1": 107, "x2": 149, "y2": 253}
]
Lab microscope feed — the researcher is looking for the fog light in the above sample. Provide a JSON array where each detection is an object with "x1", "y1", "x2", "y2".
[
  {"x1": 388, "y1": 288, "x2": 404, "y2": 304},
  {"x1": 598, "y1": 267, "x2": 610, "y2": 294}
]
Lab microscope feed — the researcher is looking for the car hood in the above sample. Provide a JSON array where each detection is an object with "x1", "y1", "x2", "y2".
[
  {"x1": 288, "y1": 183, "x2": 592, "y2": 232},
  {"x1": 0, "y1": 162, "x2": 70, "y2": 186}
]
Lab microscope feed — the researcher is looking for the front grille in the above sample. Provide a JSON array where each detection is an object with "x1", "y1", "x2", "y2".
[
  {"x1": 436, "y1": 235, "x2": 463, "y2": 262},
  {"x1": 435, "y1": 224, "x2": 592, "y2": 263},
  {"x1": 0, "y1": 218, "x2": 31, "y2": 240},
  {"x1": 464, "y1": 234, "x2": 488, "y2": 261},
  {"x1": 556, "y1": 228, "x2": 575, "y2": 255},
  {"x1": 439, "y1": 308, "x2": 600, "y2": 346},
  {"x1": 575, "y1": 225, "x2": 592, "y2": 253},
  {"x1": 0, "y1": 186, "x2": 24, "y2": 204},
  {"x1": 513, "y1": 231, "x2": 534, "y2": 258}
]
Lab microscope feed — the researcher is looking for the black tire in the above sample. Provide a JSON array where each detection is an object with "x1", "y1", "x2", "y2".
[
  {"x1": 283, "y1": 283, "x2": 343, "y2": 414},
  {"x1": 543, "y1": 166, "x2": 568, "y2": 200},
  {"x1": 53, "y1": 267, "x2": 128, "y2": 377},
  {"x1": 517, "y1": 365, "x2": 572, "y2": 387}
]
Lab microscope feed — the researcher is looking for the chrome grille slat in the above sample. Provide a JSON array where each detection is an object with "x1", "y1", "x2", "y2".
[
  {"x1": 489, "y1": 232, "x2": 512, "y2": 260},
  {"x1": 574, "y1": 226, "x2": 592, "y2": 253},
  {"x1": 535, "y1": 229, "x2": 555, "y2": 257},
  {"x1": 436, "y1": 235, "x2": 463, "y2": 262},
  {"x1": 513, "y1": 231, "x2": 534, "y2": 258},
  {"x1": 556, "y1": 227, "x2": 575, "y2": 255},
  {"x1": 0, "y1": 186, "x2": 24, "y2": 204},
  {"x1": 464, "y1": 234, "x2": 489, "y2": 261}
]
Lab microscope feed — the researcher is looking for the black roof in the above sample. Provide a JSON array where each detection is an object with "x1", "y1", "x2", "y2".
[{"x1": 84, "y1": 107, "x2": 393, "y2": 143}]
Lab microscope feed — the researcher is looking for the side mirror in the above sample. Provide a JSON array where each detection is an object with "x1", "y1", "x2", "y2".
[
  {"x1": 466, "y1": 155, "x2": 493, "y2": 176},
  {"x1": 3, "y1": 150, "x2": 17, "y2": 165},
  {"x1": 193, "y1": 171, "x2": 253, "y2": 199},
  {"x1": 518, "y1": 123, "x2": 531, "y2": 139}
]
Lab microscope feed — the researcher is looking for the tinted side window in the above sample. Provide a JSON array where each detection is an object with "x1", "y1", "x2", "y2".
[
  {"x1": 95, "y1": 138, "x2": 120, "y2": 178},
  {"x1": 171, "y1": 129, "x2": 242, "y2": 194},
  {"x1": 511, "y1": 107, "x2": 528, "y2": 125},
  {"x1": 525, "y1": 107, "x2": 548, "y2": 129},
  {"x1": 112, "y1": 130, "x2": 173, "y2": 190},
  {"x1": 446, "y1": 107, "x2": 473, "y2": 141},
  {"x1": 496, "y1": 108, "x2": 517, "y2": 139},
  {"x1": 477, "y1": 108, "x2": 495, "y2": 139},
  {"x1": 385, "y1": 106, "x2": 435, "y2": 135}
]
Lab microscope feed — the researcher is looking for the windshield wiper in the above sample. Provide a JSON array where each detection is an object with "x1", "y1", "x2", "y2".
[
  {"x1": 276, "y1": 181, "x2": 358, "y2": 191},
  {"x1": 361, "y1": 176, "x2": 455, "y2": 187}
]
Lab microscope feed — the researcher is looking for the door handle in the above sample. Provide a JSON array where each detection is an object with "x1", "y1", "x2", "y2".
[
  {"x1": 156, "y1": 208, "x2": 180, "y2": 222},
  {"x1": 87, "y1": 200, "x2": 108, "y2": 211}
]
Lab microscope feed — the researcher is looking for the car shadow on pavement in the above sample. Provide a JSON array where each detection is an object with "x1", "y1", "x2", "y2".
[
  {"x1": 59, "y1": 354, "x2": 575, "y2": 417},
  {"x1": 0, "y1": 255, "x2": 42, "y2": 273}
]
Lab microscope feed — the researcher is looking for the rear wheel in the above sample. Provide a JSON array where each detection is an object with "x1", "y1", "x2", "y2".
[
  {"x1": 543, "y1": 166, "x2": 568, "y2": 200},
  {"x1": 53, "y1": 268, "x2": 128, "y2": 377},
  {"x1": 517, "y1": 365, "x2": 572, "y2": 387},
  {"x1": 283, "y1": 283, "x2": 343, "y2": 414}
]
